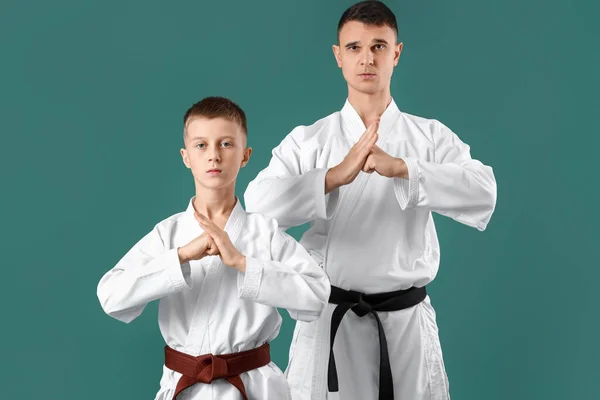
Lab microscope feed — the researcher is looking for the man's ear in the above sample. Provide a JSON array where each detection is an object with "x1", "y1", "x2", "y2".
[{"x1": 180, "y1": 148, "x2": 191, "y2": 169}]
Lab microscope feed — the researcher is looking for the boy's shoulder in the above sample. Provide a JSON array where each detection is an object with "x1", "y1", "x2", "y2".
[{"x1": 151, "y1": 210, "x2": 188, "y2": 235}]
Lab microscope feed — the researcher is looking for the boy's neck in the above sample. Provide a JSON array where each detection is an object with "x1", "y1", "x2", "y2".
[
  {"x1": 193, "y1": 186, "x2": 237, "y2": 221},
  {"x1": 347, "y1": 87, "x2": 393, "y2": 127}
]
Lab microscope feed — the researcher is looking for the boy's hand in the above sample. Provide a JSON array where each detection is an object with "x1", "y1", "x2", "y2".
[
  {"x1": 325, "y1": 119, "x2": 379, "y2": 193},
  {"x1": 362, "y1": 145, "x2": 408, "y2": 178},
  {"x1": 194, "y1": 212, "x2": 247, "y2": 272},
  {"x1": 178, "y1": 232, "x2": 219, "y2": 264}
]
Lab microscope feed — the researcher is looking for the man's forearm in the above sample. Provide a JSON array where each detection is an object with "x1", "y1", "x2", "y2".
[{"x1": 325, "y1": 166, "x2": 342, "y2": 194}]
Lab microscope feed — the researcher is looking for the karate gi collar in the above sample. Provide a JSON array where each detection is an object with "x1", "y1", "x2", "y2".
[
  {"x1": 340, "y1": 97, "x2": 401, "y2": 141},
  {"x1": 183, "y1": 196, "x2": 247, "y2": 239}
]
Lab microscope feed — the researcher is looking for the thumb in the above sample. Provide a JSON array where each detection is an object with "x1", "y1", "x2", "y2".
[
  {"x1": 206, "y1": 239, "x2": 220, "y2": 255},
  {"x1": 362, "y1": 156, "x2": 375, "y2": 173}
]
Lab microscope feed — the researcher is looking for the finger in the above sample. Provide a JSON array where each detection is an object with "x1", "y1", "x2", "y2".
[
  {"x1": 359, "y1": 132, "x2": 378, "y2": 155},
  {"x1": 362, "y1": 154, "x2": 374, "y2": 171},
  {"x1": 356, "y1": 119, "x2": 379, "y2": 146},
  {"x1": 195, "y1": 212, "x2": 217, "y2": 228},
  {"x1": 206, "y1": 241, "x2": 220, "y2": 256},
  {"x1": 196, "y1": 216, "x2": 221, "y2": 237},
  {"x1": 366, "y1": 119, "x2": 380, "y2": 138},
  {"x1": 199, "y1": 224, "x2": 219, "y2": 240},
  {"x1": 208, "y1": 236, "x2": 218, "y2": 249},
  {"x1": 359, "y1": 122, "x2": 379, "y2": 147},
  {"x1": 201, "y1": 225, "x2": 225, "y2": 249},
  {"x1": 195, "y1": 212, "x2": 219, "y2": 230},
  {"x1": 362, "y1": 165, "x2": 375, "y2": 173}
]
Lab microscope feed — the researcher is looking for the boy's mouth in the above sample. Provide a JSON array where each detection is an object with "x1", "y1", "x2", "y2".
[{"x1": 207, "y1": 169, "x2": 222, "y2": 176}]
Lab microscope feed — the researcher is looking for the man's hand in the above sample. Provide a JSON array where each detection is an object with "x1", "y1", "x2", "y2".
[
  {"x1": 194, "y1": 212, "x2": 247, "y2": 272},
  {"x1": 363, "y1": 145, "x2": 408, "y2": 179},
  {"x1": 325, "y1": 120, "x2": 379, "y2": 193},
  {"x1": 177, "y1": 232, "x2": 219, "y2": 264}
]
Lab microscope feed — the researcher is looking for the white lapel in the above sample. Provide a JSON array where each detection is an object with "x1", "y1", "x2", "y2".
[
  {"x1": 324, "y1": 98, "x2": 401, "y2": 266},
  {"x1": 313, "y1": 100, "x2": 401, "y2": 394},
  {"x1": 183, "y1": 197, "x2": 247, "y2": 354}
]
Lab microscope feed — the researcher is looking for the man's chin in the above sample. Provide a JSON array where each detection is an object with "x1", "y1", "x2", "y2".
[{"x1": 349, "y1": 82, "x2": 383, "y2": 95}]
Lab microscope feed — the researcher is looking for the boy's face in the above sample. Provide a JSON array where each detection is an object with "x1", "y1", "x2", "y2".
[
  {"x1": 333, "y1": 21, "x2": 402, "y2": 96},
  {"x1": 180, "y1": 117, "x2": 251, "y2": 191}
]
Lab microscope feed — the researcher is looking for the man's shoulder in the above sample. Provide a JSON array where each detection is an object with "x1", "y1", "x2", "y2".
[
  {"x1": 244, "y1": 209, "x2": 282, "y2": 233},
  {"x1": 397, "y1": 109, "x2": 453, "y2": 144},
  {"x1": 399, "y1": 109, "x2": 444, "y2": 130},
  {"x1": 283, "y1": 110, "x2": 341, "y2": 148}
]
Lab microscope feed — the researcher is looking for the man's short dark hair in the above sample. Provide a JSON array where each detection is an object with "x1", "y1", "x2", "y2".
[{"x1": 337, "y1": 1, "x2": 398, "y2": 41}]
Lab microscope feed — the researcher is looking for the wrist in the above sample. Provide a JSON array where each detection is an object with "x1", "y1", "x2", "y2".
[
  {"x1": 395, "y1": 158, "x2": 408, "y2": 179},
  {"x1": 235, "y1": 255, "x2": 247, "y2": 273},
  {"x1": 325, "y1": 166, "x2": 342, "y2": 193},
  {"x1": 177, "y1": 247, "x2": 190, "y2": 264}
]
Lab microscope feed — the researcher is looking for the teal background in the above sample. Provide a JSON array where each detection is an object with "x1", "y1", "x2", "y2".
[{"x1": 1, "y1": 0, "x2": 597, "y2": 399}]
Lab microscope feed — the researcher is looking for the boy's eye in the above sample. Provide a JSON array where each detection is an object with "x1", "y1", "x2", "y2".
[
  {"x1": 221, "y1": 142, "x2": 232, "y2": 148},
  {"x1": 196, "y1": 143, "x2": 206, "y2": 149},
  {"x1": 375, "y1": 44, "x2": 385, "y2": 50},
  {"x1": 348, "y1": 46, "x2": 358, "y2": 51}
]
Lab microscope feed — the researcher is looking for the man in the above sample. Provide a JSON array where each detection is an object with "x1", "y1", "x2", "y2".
[{"x1": 244, "y1": 1, "x2": 497, "y2": 399}]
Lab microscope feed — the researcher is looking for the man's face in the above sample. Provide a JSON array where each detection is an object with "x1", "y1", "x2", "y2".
[
  {"x1": 333, "y1": 21, "x2": 402, "y2": 96},
  {"x1": 180, "y1": 117, "x2": 251, "y2": 191}
]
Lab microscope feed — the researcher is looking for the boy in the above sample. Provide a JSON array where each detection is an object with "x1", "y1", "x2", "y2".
[
  {"x1": 97, "y1": 96, "x2": 331, "y2": 400},
  {"x1": 244, "y1": 1, "x2": 497, "y2": 399}
]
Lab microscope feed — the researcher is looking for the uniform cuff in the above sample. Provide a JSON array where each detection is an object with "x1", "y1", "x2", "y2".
[
  {"x1": 238, "y1": 257, "x2": 263, "y2": 300},
  {"x1": 166, "y1": 248, "x2": 192, "y2": 290},
  {"x1": 394, "y1": 157, "x2": 420, "y2": 210},
  {"x1": 313, "y1": 168, "x2": 340, "y2": 220}
]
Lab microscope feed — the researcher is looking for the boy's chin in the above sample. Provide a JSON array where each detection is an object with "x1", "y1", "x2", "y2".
[{"x1": 196, "y1": 178, "x2": 235, "y2": 191}]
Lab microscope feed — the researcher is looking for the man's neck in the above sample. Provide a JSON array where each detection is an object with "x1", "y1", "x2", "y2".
[
  {"x1": 347, "y1": 87, "x2": 392, "y2": 127},
  {"x1": 193, "y1": 185, "x2": 237, "y2": 221}
]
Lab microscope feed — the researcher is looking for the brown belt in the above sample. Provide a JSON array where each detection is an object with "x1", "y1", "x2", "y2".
[{"x1": 164, "y1": 342, "x2": 271, "y2": 400}]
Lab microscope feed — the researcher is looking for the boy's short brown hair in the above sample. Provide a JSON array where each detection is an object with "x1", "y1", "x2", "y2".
[{"x1": 183, "y1": 96, "x2": 247, "y2": 137}]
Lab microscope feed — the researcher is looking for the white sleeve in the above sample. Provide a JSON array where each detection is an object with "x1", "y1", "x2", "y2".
[
  {"x1": 96, "y1": 225, "x2": 193, "y2": 323},
  {"x1": 236, "y1": 221, "x2": 331, "y2": 322},
  {"x1": 244, "y1": 127, "x2": 340, "y2": 230},
  {"x1": 393, "y1": 121, "x2": 497, "y2": 231}
]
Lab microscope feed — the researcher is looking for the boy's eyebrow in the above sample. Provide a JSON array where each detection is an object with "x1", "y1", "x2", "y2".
[
  {"x1": 188, "y1": 136, "x2": 236, "y2": 141},
  {"x1": 345, "y1": 41, "x2": 360, "y2": 47}
]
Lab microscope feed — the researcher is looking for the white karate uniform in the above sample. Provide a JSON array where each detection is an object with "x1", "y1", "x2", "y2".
[
  {"x1": 244, "y1": 98, "x2": 497, "y2": 399},
  {"x1": 97, "y1": 198, "x2": 331, "y2": 400}
]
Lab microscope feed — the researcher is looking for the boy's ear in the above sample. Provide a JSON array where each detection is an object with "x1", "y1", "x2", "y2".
[
  {"x1": 241, "y1": 147, "x2": 252, "y2": 168},
  {"x1": 180, "y1": 148, "x2": 191, "y2": 169}
]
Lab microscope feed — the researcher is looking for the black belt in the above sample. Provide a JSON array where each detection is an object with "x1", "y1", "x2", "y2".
[{"x1": 328, "y1": 285, "x2": 427, "y2": 400}]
